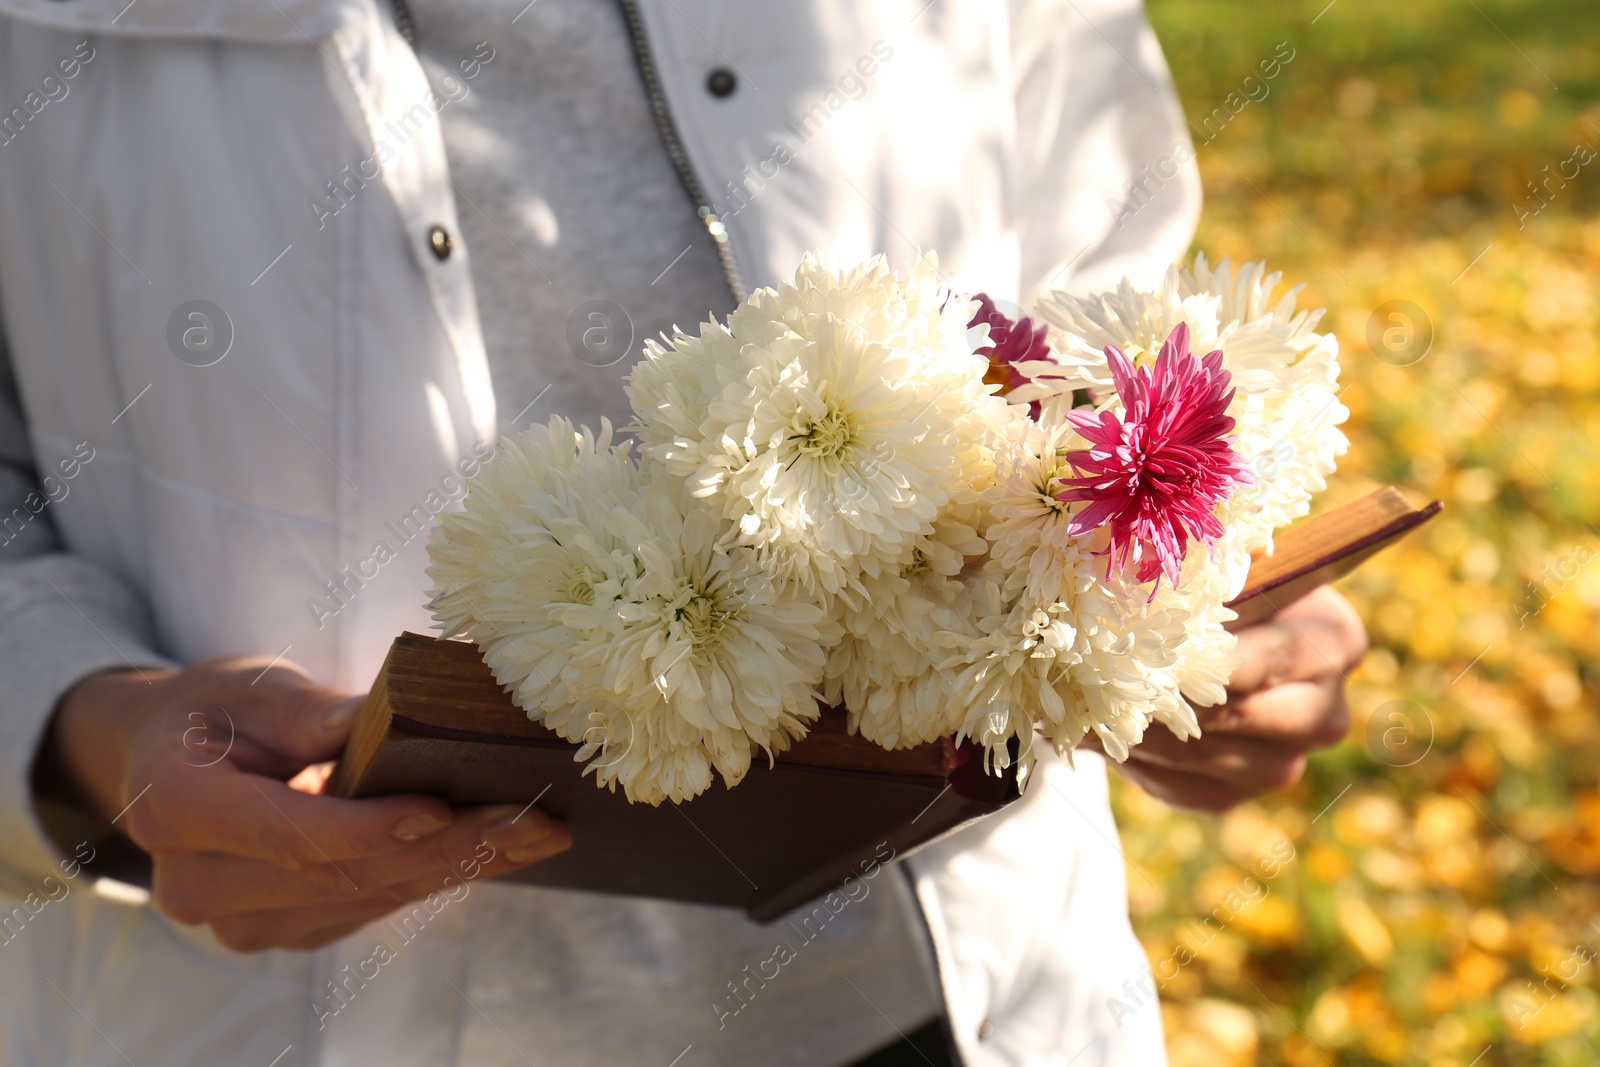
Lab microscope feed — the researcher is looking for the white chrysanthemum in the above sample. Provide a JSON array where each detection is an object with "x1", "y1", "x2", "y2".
[
  {"x1": 426, "y1": 419, "x2": 834, "y2": 805},
  {"x1": 426, "y1": 417, "x2": 641, "y2": 712},
  {"x1": 945, "y1": 421, "x2": 1197, "y2": 776},
  {"x1": 1029, "y1": 255, "x2": 1348, "y2": 556},
  {"x1": 1147, "y1": 536, "x2": 1250, "y2": 714},
  {"x1": 627, "y1": 253, "x2": 1011, "y2": 596},
  {"x1": 822, "y1": 495, "x2": 990, "y2": 750}
]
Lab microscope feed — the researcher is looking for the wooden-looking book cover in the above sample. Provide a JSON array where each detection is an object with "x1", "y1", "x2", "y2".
[
  {"x1": 331, "y1": 486, "x2": 1438, "y2": 922},
  {"x1": 330, "y1": 633, "x2": 1018, "y2": 922},
  {"x1": 1224, "y1": 486, "x2": 1442, "y2": 630}
]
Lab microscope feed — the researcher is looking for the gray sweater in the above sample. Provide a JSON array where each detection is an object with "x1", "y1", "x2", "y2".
[{"x1": 410, "y1": 1, "x2": 942, "y2": 1063}]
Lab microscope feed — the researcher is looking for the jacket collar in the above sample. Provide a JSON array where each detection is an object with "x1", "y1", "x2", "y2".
[{"x1": 0, "y1": 0, "x2": 367, "y2": 42}]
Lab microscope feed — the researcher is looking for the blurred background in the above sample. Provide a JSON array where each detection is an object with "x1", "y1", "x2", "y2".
[{"x1": 1117, "y1": 1, "x2": 1600, "y2": 1064}]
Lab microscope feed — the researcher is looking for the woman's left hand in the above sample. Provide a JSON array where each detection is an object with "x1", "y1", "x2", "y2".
[{"x1": 1089, "y1": 585, "x2": 1369, "y2": 812}]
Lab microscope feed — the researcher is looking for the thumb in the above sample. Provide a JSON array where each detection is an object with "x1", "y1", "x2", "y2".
[
  {"x1": 230, "y1": 665, "x2": 366, "y2": 767},
  {"x1": 1224, "y1": 613, "x2": 1298, "y2": 695}
]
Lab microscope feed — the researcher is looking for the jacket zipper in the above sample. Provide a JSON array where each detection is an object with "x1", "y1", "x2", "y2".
[
  {"x1": 896, "y1": 863, "x2": 968, "y2": 1066},
  {"x1": 615, "y1": 0, "x2": 747, "y2": 303},
  {"x1": 389, "y1": 0, "x2": 418, "y2": 49},
  {"x1": 389, "y1": 0, "x2": 743, "y2": 304}
]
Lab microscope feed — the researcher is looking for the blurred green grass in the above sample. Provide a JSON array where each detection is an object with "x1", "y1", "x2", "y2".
[{"x1": 1119, "y1": 1, "x2": 1600, "y2": 1064}]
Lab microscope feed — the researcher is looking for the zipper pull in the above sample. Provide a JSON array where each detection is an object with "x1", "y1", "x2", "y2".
[
  {"x1": 698, "y1": 206, "x2": 729, "y2": 244},
  {"x1": 390, "y1": 0, "x2": 418, "y2": 50}
]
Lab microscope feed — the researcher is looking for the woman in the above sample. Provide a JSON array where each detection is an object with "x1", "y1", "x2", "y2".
[{"x1": 0, "y1": 1, "x2": 1363, "y2": 1063}]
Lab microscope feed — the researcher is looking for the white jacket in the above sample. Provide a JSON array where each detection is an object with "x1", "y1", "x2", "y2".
[{"x1": 0, "y1": 0, "x2": 1200, "y2": 1063}]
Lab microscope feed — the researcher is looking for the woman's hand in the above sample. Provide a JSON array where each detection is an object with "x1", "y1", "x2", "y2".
[
  {"x1": 1091, "y1": 585, "x2": 1369, "y2": 812},
  {"x1": 48, "y1": 655, "x2": 570, "y2": 951}
]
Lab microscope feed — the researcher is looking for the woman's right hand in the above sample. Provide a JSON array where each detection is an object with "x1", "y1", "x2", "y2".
[{"x1": 48, "y1": 655, "x2": 570, "y2": 951}]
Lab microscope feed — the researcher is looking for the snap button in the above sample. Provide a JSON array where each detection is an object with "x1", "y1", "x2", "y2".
[
  {"x1": 705, "y1": 68, "x2": 737, "y2": 98},
  {"x1": 977, "y1": 1020, "x2": 994, "y2": 1040},
  {"x1": 428, "y1": 224, "x2": 453, "y2": 261}
]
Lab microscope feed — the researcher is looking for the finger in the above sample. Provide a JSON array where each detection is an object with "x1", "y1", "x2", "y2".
[
  {"x1": 161, "y1": 692, "x2": 361, "y2": 785},
  {"x1": 348, "y1": 803, "x2": 571, "y2": 888},
  {"x1": 229, "y1": 668, "x2": 367, "y2": 767},
  {"x1": 151, "y1": 804, "x2": 568, "y2": 919},
  {"x1": 1198, "y1": 677, "x2": 1352, "y2": 747},
  {"x1": 124, "y1": 761, "x2": 453, "y2": 869},
  {"x1": 1109, "y1": 758, "x2": 1260, "y2": 814},
  {"x1": 199, "y1": 823, "x2": 571, "y2": 951},
  {"x1": 210, "y1": 902, "x2": 395, "y2": 954},
  {"x1": 1223, "y1": 613, "x2": 1298, "y2": 694},
  {"x1": 1279, "y1": 585, "x2": 1367, "y2": 671},
  {"x1": 177, "y1": 654, "x2": 366, "y2": 770},
  {"x1": 1226, "y1": 586, "x2": 1367, "y2": 694},
  {"x1": 1120, "y1": 724, "x2": 1309, "y2": 793},
  {"x1": 278, "y1": 919, "x2": 376, "y2": 952}
]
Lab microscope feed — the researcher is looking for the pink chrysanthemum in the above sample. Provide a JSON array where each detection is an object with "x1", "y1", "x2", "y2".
[
  {"x1": 1055, "y1": 322, "x2": 1250, "y2": 587},
  {"x1": 969, "y1": 293, "x2": 1052, "y2": 395}
]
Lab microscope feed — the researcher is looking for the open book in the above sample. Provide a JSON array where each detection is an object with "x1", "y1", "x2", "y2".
[
  {"x1": 1223, "y1": 486, "x2": 1441, "y2": 629},
  {"x1": 330, "y1": 486, "x2": 1438, "y2": 921}
]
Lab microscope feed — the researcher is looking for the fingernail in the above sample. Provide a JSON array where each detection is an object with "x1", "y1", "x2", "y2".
[
  {"x1": 324, "y1": 696, "x2": 364, "y2": 731},
  {"x1": 506, "y1": 825, "x2": 571, "y2": 863},
  {"x1": 391, "y1": 811, "x2": 450, "y2": 842},
  {"x1": 481, "y1": 806, "x2": 553, "y2": 861}
]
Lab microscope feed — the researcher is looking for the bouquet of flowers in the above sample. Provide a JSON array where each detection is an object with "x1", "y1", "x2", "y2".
[{"x1": 426, "y1": 254, "x2": 1346, "y2": 805}]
